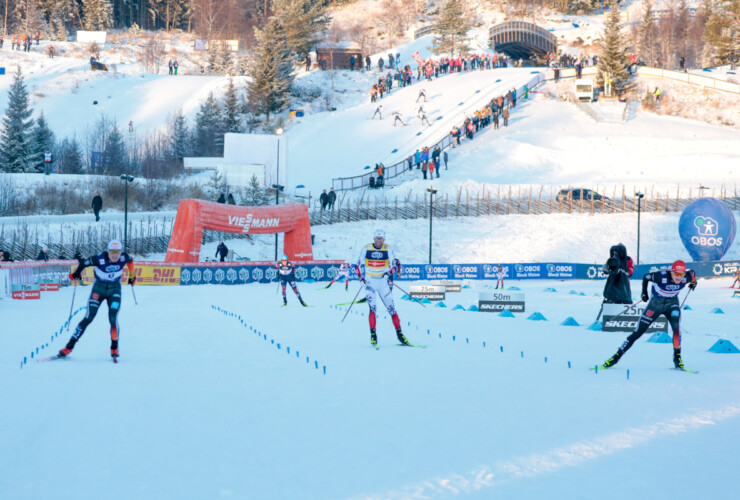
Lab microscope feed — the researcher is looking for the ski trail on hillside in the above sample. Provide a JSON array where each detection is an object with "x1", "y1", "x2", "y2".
[{"x1": 347, "y1": 403, "x2": 740, "y2": 499}]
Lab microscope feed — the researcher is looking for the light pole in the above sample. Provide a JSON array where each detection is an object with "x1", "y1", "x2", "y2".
[
  {"x1": 120, "y1": 175, "x2": 135, "y2": 251},
  {"x1": 273, "y1": 128, "x2": 284, "y2": 260},
  {"x1": 427, "y1": 187, "x2": 437, "y2": 264},
  {"x1": 636, "y1": 192, "x2": 644, "y2": 265}
]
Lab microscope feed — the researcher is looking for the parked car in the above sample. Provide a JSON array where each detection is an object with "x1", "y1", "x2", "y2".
[{"x1": 556, "y1": 188, "x2": 609, "y2": 202}]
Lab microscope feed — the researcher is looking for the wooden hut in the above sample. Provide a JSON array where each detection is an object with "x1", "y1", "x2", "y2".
[{"x1": 315, "y1": 42, "x2": 363, "y2": 70}]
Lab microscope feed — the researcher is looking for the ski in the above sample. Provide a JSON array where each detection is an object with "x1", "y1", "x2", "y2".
[
  {"x1": 38, "y1": 355, "x2": 66, "y2": 362},
  {"x1": 396, "y1": 343, "x2": 426, "y2": 348},
  {"x1": 589, "y1": 364, "x2": 610, "y2": 371},
  {"x1": 335, "y1": 298, "x2": 367, "y2": 306},
  {"x1": 674, "y1": 367, "x2": 699, "y2": 374}
]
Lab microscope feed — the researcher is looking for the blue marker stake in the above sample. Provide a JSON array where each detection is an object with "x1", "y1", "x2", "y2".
[
  {"x1": 627, "y1": 369, "x2": 630, "y2": 380},
  {"x1": 545, "y1": 357, "x2": 547, "y2": 363},
  {"x1": 483, "y1": 342, "x2": 486, "y2": 348},
  {"x1": 500, "y1": 346, "x2": 503, "y2": 352},
  {"x1": 277, "y1": 343, "x2": 280, "y2": 349},
  {"x1": 287, "y1": 347, "x2": 290, "y2": 354},
  {"x1": 438, "y1": 333, "x2": 441, "y2": 338},
  {"x1": 521, "y1": 351, "x2": 524, "y2": 358},
  {"x1": 24, "y1": 357, "x2": 27, "y2": 364},
  {"x1": 594, "y1": 365, "x2": 598, "y2": 373},
  {"x1": 307, "y1": 357, "x2": 310, "y2": 363},
  {"x1": 323, "y1": 366, "x2": 326, "y2": 375},
  {"x1": 315, "y1": 361, "x2": 319, "y2": 369},
  {"x1": 568, "y1": 361, "x2": 571, "y2": 368},
  {"x1": 453, "y1": 336, "x2": 456, "y2": 341},
  {"x1": 466, "y1": 338, "x2": 469, "y2": 343}
]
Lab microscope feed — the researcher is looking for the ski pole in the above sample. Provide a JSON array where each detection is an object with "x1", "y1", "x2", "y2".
[
  {"x1": 392, "y1": 282, "x2": 426, "y2": 308},
  {"x1": 130, "y1": 284, "x2": 138, "y2": 305},
  {"x1": 341, "y1": 285, "x2": 365, "y2": 323},
  {"x1": 595, "y1": 300, "x2": 605, "y2": 322},
  {"x1": 66, "y1": 281, "x2": 78, "y2": 331}
]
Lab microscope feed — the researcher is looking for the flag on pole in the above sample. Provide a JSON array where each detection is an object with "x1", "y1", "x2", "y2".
[{"x1": 411, "y1": 51, "x2": 424, "y2": 66}]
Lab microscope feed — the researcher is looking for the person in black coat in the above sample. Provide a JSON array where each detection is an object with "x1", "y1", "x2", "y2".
[
  {"x1": 92, "y1": 193, "x2": 103, "y2": 221},
  {"x1": 227, "y1": 193, "x2": 236, "y2": 205},
  {"x1": 37, "y1": 248, "x2": 50, "y2": 261},
  {"x1": 602, "y1": 243, "x2": 634, "y2": 304},
  {"x1": 327, "y1": 188, "x2": 337, "y2": 209},
  {"x1": 216, "y1": 242, "x2": 228, "y2": 262},
  {"x1": 320, "y1": 190, "x2": 329, "y2": 210},
  {"x1": 217, "y1": 193, "x2": 226, "y2": 204}
]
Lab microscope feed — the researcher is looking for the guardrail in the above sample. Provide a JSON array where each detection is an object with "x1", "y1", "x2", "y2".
[{"x1": 636, "y1": 66, "x2": 740, "y2": 95}]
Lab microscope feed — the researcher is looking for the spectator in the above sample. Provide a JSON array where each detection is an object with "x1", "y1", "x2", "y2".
[
  {"x1": 328, "y1": 188, "x2": 337, "y2": 208},
  {"x1": 37, "y1": 248, "x2": 50, "y2": 261},
  {"x1": 173, "y1": 60, "x2": 179, "y2": 75},
  {"x1": 58, "y1": 252, "x2": 67, "y2": 260},
  {"x1": 217, "y1": 193, "x2": 226, "y2": 204},
  {"x1": 365, "y1": 55, "x2": 371, "y2": 71},
  {"x1": 369, "y1": 176, "x2": 376, "y2": 189},
  {"x1": 305, "y1": 53, "x2": 311, "y2": 71},
  {"x1": 216, "y1": 242, "x2": 228, "y2": 262},
  {"x1": 227, "y1": 193, "x2": 236, "y2": 205},
  {"x1": 443, "y1": 150, "x2": 449, "y2": 169},
  {"x1": 320, "y1": 190, "x2": 329, "y2": 210},
  {"x1": 375, "y1": 164, "x2": 384, "y2": 187},
  {"x1": 553, "y1": 66, "x2": 560, "y2": 83},
  {"x1": 421, "y1": 161, "x2": 428, "y2": 180},
  {"x1": 502, "y1": 106, "x2": 510, "y2": 127},
  {"x1": 168, "y1": 60, "x2": 173, "y2": 75},
  {"x1": 349, "y1": 55, "x2": 355, "y2": 71},
  {"x1": 0, "y1": 250, "x2": 13, "y2": 262},
  {"x1": 92, "y1": 193, "x2": 103, "y2": 221},
  {"x1": 378, "y1": 57, "x2": 384, "y2": 72}
]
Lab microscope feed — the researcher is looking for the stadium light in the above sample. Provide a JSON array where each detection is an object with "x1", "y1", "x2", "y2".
[
  {"x1": 120, "y1": 175, "x2": 135, "y2": 252},
  {"x1": 274, "y1": 128, "x2": 284, "y2": 260},
  {"x1": 636, "y1": 192, "x2": 644, "y2": 265},
  {"x1": 427, "y1": 187, "x2": 437, "y2": 265}
]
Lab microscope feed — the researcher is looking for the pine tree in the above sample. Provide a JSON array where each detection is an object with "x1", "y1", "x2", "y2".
[
  {"x1": 14, "y1": 0, "x2": 44, "y2": 34},
  {"x1": 273, "y1": 0, "x2": 331, "y2": 60},
  {"x1": 431, "y1": 0, "x2": 473, "y2": 57},
  {"x1": 1, "y1": 67, "x2": 35, "y2": 173},
  {"x1": 223, "y1": 78, "x2": 242, "y2": 133},
  {"x1": 597, "y1": 0, "x2": 631, "y2": 96},
  {"x1": 636, "y1": 0, "x2": 658, "y2": 66},
  {"x1": 41, "y1": 0, "x2": 73, "y2": 40},
  {"x1": 82, "y1": 0, "x2": 112, "y2": 30},
  {"x1": 194, "y1": 92, "x2": 224, "y2": 156},
  {"x1": 247, "y1": 17, "x2": 295, "y2": 123},
  {"x1": 55, "y1": 136, "x2": 84, "y2": 174},
  {"x1": 243, "y1": 174, "x2": 269, "y2": 206},
  {"x1": 103, "y1": 125, "x2": 127, "y2": 174},
  {"x1": 169, "y1": 109, "x2": 191, "y2": 159},
  {"x1": 31, "y1": 112, "x2": 55, "y2": 173},
  {"x1": 218, "y1": 41, "x2": 234, "y2": 76}
]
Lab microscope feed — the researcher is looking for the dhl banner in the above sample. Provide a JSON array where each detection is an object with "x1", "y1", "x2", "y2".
[{"x1": 71, "y1": 261, "x2": 181, "y2": 286}]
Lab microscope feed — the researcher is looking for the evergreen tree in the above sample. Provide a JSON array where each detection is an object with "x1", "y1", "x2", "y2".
[
  {"x1": 636, "y1": 0, "x2": 658, "y2": 66},
  {"x1": 55, "y1": 136, "x2": 84, "y2": 174},
  {"x1": 247, "y1": 17, "x2": 295, "y2": 123},
  {"x1": 273, "y1": 0, "x2": 331, "y2": 60},
  {"x1": 597, "y1": 0, "x2": 631, "y2": 96},
  {"x1": 41, "y1": 0, "x2": 73, "y2": 40},
  {"x1": 194, "y1": 92, "x2": 224, "y2": 156},
  {"x1": 568, "y1": 0, "x2": 593, "y2": 13},
  {"x1": 82, "y1": 0, "x2": 112, "y2": 30},
  {"x1": 31, "y1": 112, "x2": 55, "y2": 173},
  {"x1": 218, "y1": 41, "x2": 235, "y2": 75},
  {"x1": 702, "y1": 1, "x2": 739, "y2": 65},
  {"x1": 169, "y1": 109, "x2": 191, "y2": 159},
  {"x1": 243, "y1": 174, "x2": 269, "y2": 206},
  {"x1": 223, "y1": 78, "x2": 242, "y2": 133},
  {"x1": 431, "y1": 0, "x2": 473, "y2": 57},
  {"x1": 103, "y1": 125, "x2": 127, "y2": 174},
  {"x1": 1, "y1": 68, "x2": 35, "y2": 173},
  {"x1": 14, "y1": 0, "x2": 44, "y2": 34}
]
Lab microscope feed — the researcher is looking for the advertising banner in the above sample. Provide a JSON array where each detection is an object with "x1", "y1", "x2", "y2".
[
  {"x1": 409, "y1": 285, "x2": 445, "y2": 301},
  {"x1": 179, "y1": 261, "x2": 344, "y2": 286},
  {"x1": 602, "y1": 303, "x2": 668, "y2": 333},
  {"x1": 12, "y1": 284, "x2": 41, "y2": 300},
  {"x1": 679, "y1": 198, "x2": 736, "y2": 261},
  {"x1": 479, "y1": 291, "x2": 526, "y2": 312},
  {"x1": 451, "y1": 264, "x2": 480, "y2": 280}
]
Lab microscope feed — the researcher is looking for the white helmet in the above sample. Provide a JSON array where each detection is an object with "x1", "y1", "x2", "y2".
[
  {"x1": 108, "y1": 239, "x2": 123, "y2": 251},
  {"x1": 373, "y1": 229, "x2": 386, "y2": 239}
]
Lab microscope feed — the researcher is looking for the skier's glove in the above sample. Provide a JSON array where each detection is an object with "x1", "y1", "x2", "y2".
[
  {"x1": 688, "y1": 280, "x2": 697, "y2": 291},
  {"x1": 68, "y1": 272, "x2": 80, "y2": 281},
  {"x1": 641, "y1": 292, "x2": 649, "y2": 302},
  {"x1": 128, "y1": 276, "x2": 136, "y2": 285}
]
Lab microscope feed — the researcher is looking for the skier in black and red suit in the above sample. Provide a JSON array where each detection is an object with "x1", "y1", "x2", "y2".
[{"x1": 276, "y1": 254, "x2": 307, "y2": 307}]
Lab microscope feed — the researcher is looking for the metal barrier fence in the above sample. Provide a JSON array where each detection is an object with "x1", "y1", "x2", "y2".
[{"x1": 414, "y1": 24, "x2": 436, "y2": 39}]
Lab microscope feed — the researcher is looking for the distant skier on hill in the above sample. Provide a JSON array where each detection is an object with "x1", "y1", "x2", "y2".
[
  {"x1": 392, "y1": 112, "x2": 406, "y2": 126},
  {"x1": 598, "y1": 260, "x2": 697, "y2": 371},
  {"x1": 416, "y1": 89, "x2": 427, "y2": 103},
  {"x1": 495, "y1": 265, "x2": 505, "y2": 289},
  {"x1": 276, "y1": 255, "x2": 307, "y2": 307}
]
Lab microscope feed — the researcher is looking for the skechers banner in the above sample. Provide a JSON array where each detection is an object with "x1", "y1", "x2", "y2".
[
  {"x1": 410, "y1": 285, "x2": 445, "y2": 301},
  {"x1": 602, "y1": 303, "x2": 668, "y2": 333},
  {"x1": 479, "y1": 291, "x2": 526, "y2": 312},
  {"x1": 679, "y1": 198, "x2": 737, "y2": 261}
]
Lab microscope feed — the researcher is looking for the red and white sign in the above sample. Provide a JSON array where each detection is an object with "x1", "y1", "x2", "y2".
[
  {"x1": 40, "y1": 283, "x2": 60, "y2": 291},
  {"x1": 12, "y1": 289, "x2": 41, "y2": 299}
]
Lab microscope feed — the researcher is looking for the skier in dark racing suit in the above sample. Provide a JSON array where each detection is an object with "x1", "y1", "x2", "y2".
[{"x1": 276, "y1": 254, "x2": 307, "y2": 307}]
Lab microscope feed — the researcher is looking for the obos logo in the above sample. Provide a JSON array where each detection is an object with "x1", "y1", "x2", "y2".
[
  {"x1": 295, "y1": 267, "x2": 308, "y2": 280},
  {"x1": 214, "y1": 269, "x2": 225, "y2": 283},
  {"x1": 425, "y1": 265, "x2": 432, "y2": 273},
  {"x1": 692, "y1": 216, "x2": 722, "y2": 246},
  {"x1": 311, "y1": 267, "x2": 324, "y2": 280},
  {"x1": 483, "y1": 264, "x2": 494, "y2": 274},
  {"x1": 192, "y1": 269, "x2": 202, "y2": 283},
  {"x1": 265, "y1": 268, "x2": 277, "y2": 281},
  {"x1": 546, "y1": 264, "x2": 554, "y2": 272},
  {"x1": 226, "y1": 268, "x2": 237, "y2": 283},
  {"x1": 515, "y1": 264, "x2": 524, "y2": 273},
  {"x1": 202, "y1": 269, "x2": 213, "y2": 283},
  {"x1": 181, "y1": 269, "x2": 191, "y2": 283},
  {"x1": 251, "y1": 268, "x2": 263, "y2": 281}
]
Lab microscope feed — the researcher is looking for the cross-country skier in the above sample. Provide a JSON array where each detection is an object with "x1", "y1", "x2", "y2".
[
  {"x1": 416, "y1": 89, "x2": 427, "y2": 103},
  {"x1": 599, "y1": 260, "x2": 697, "y2": 370},
  {"x1": 355, "y1": 229, "x2": 410, "y2": 348},
  {"x1": 419, "y1": 109, "x2": 432, "y2": 126},
  {"x1": 392, "y1": 111, "x2": 406, "y2": 126},
  {"x1": 495, "y1": 265, "x2": 505, "y2": 289},
  {"x1": 732, "y1": 268, "x2": 740, "y2": 288},
  {"x1": 372, "y1": 105, "x2": 383, "y2": 119},
  {"x1": 276, "y1": 254, "x2": 307, "y2": 306},
  {"x1": 60, "y1": 239, "x2": 135, "y2": 361},
  {"x1": 325, "y1": 261, "x2": 350, "y2": 291}
]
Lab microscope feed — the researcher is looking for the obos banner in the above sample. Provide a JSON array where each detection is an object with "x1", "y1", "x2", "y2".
[{"x1": 679, "y1": 198, "x2": 736, "y2": 261}]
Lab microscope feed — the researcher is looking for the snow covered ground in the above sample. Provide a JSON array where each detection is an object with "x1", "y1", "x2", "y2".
[{"x1": 2, "y1": 275, "x2": 739, "y2": 499}]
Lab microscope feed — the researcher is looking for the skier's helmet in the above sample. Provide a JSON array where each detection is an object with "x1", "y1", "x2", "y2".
[
  {"x1": 374, "y1": 229, "x2": 386, "y2": 240},
  {"x1": 108, "y1": 239, "x2": 123, "y2": 252},
  {"x1": 671, "y1": 260, "x2": 686, "y2": 275},
  {"x1": 281, "y1": 254, "x2": 288, "y2": 262}
]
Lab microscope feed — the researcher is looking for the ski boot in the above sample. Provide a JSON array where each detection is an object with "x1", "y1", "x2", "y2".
[
  {"x1": 111, "y1": 340, "x2": 119, "y2": 360},
  {"x1": 495, "y1": 284, "x2": 499, "y2": 290},
  {"x1": 602, "y1": 352, "x2": 622, "y2": 368},
  {"x1": 283, "y1": 297, "x2": 287, "y2": 306},
  {"x1": 57, "y1": 338, "x2": 77, "y2": 358},
  {"x1": 397, "y1": 331, "x2": 411, "y2": 346},
  {"x1": 345, "y1": 284, "x2": 349, "y2": 291},
  {"x1": 673, "y1": 350, "x2": 684, "y2": 369},
  {"x1": 370, "y1": 329, "x2": 378, "y2": 348},
  {"x1": 299, "y1": 298, "x2": 308, "y2": 307}
]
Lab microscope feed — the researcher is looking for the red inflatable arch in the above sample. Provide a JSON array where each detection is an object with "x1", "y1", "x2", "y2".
[{"x1": 165, "y1": 199, "x2": 313, "y2": 263}]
